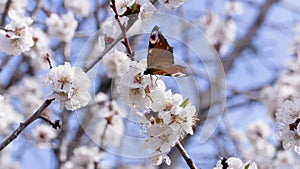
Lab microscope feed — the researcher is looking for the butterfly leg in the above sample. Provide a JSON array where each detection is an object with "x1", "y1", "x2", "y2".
[{"x1": 154, "y1": 75, "x2": 161, "y2": 86}]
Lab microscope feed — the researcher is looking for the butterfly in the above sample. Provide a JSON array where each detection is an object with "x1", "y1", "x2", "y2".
[{"x1": 143, "y1": 26, "x2": 188, "y2": 77}]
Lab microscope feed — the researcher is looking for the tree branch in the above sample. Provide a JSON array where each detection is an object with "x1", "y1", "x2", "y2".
[
  {"x1": 176, "y1": 141, "x2": 197, "y2": 169},
  {"x1": 223, "y1": 0, "x2": 279, "y2": 73},
  {"x1": 0, "y1": 99, "x2": 54, "y2": 151},
  {"x1": 110, "y1": 0, "x2": 134, "y2": 59},
  {"x1": 0, "y1": 0, "x2": 12, "y2": 26},
  {"x1": 83, "y1": 17, "x2": 137, "y2": 72},
  {"x1": 39, "y1": 115, "x2": 62, "y2": 130}
]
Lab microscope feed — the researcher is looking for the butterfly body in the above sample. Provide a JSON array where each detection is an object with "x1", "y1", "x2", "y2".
[{"x1": 144, "y1": 26, "x2": 187, "y2": 77}]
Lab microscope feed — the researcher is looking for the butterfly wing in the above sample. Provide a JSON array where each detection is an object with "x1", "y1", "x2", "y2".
[
  {"x1": 145, "y1": 65, "x2": 187, "y2": 77},
  {"x1": 147, "y1": 26, "x2": 174, "y2": 68},
  {"x1": 145, "y1": 26, "x2": 188, "y2": 77}
]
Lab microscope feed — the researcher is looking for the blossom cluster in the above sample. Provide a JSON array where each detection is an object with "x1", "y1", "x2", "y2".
[
  {"x1": 46, "y1": 12, "x2": 78, "y2": 43},
  {"x1": 91, "y1": 92, "x2": 125, "y2": 148},
  {"x1": 61, "y1": 146, "x2": 103, "y2": 169},
  {"x1": 199, "y1": 1, "x2": 243, "y2": 55},
  {"x1": 260, "y1": 59, "x2": 300, "y2": 118},
  {"x1": 230, "y1": 120, "x2": 300, "y2": 168},
  {"x1": 44, "y1": 62, "x2": 91, "y2": 111},
  {"x1": 258, "y1": 23, "x2": 300, "y2": 160},
  {"x1": 0, "y1": 147, "x2": 21, "y2": 169},
  {"x1": 8, "y1": 77, "x2": 44, "y2": 117},
  {"x1": 31, "y1": 123, "x2": 57, "y2": 148},
  {"x1": 114, "y1": 0, "x2": 186, "y2": 15},
  {"x1": 276, "y1": 99, "x2": 300, "y2": 154},
  {"x1": 64, "y1": 0, "x2": 90, "y2": 17},
  {"x1": 214, "y1": 157, "x2": 257, "y2": 169},
  {"x1": 102, "y1": 51, "x2": 197, "y2": 165},
  {"x1": 260, "y1": 23, "x2": 300, "y2": 118},
  {"x1": 0, "y1": 10, "x2": 34, "y2": 55}
]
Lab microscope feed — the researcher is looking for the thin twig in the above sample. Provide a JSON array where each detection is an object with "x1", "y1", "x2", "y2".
[
  {"x1": 39, "y1": 115, "x2": 62, "y2": 129},
  {"x1": 94, "y1": 122, "x2": 109, "y2": 169},
  {"x1": 30, "y1": 0, "x2": 43, "y2": 18},
  {"x1": 84, "y1": 0, "x2": 138, "y2": 72},
  {"x1": 46, "y1": 53, "x2": 54, "y2": 69},
  {"x1": 0, "y1": 26, "x2": 12, "y2": 32},
  {"x1": 0, "y1": 99, "x2": 54, "y2": 151},
  {"x1": 83, "y1": 17, "x2": 137, "y2": 72},
  {"x1": 84, "y1": 33, "x2": 122, "y2": 72},
  {"x1": 175, "y1": 141, "x2": 197, "y2": 169},
  {"x1": 110, "y1": 0, "x2": 134, "y2": 59},
  {"x1": 0, "y1": 0, "x2": 12, "y2": 26},
  {"x1": 41, "y1": 7, "x2": 51, "y2": 17}
]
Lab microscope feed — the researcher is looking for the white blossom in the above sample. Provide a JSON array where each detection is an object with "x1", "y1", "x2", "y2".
[
  {"x1": 273, "y1": 150, "x2": 299, "y2": 168},
  {"x1": 230, "y1": 129, "x2": 248, "y2": 144},
  {"x1": 125, "y1": 0, "x2": 157, "y2": 33},
  {"x1": 0, "y1": 148, "x2": 21, "y2": 169},
  {"x1": 224, "y1": 1, "x2": 243, "y2": 16},
  {"x1": 46, "y1": 12, "x2": 78, "y2": 42},
  {"x1": 91, "y1": 92, "x2": 125, "y2": 147},
  {"x1": 231, "y1": 120, "x2": 276, "y2": 168},
  {"x1": 31, "y1": 124, "x2": 57, "y2": 148},
  {"x1": 114, "y1": 0, "x2": 135, "y2": 15},
  {"x1": 102, "y1": 50, "x2": 131, "y2": 78},
  {"x1": 64, "y1": 0, "x2": 90, "y2": 17},
  {"x1": 114, "y1": 56, "x2": 196, "y2": 166},
  {"x1": 214, "y1": 157, "x2": 257, "y2": 169},
  {"x1": 246, "y1": 120, "x2": 271, "y2": 140},
  {"x1": 152, "y1": 91, "x2": 196, "y2": 137},
  {"x1": 260, "y1": 59, "x2": 300, "y2": 118},
  {"x1": 260, "y1": 83, "x2": 299, "y2": 118},
  {"x1": 242, "y1": 139, "x2": 275, "y2": 169},
  {"x1": 88, "y1": 18, "x2": 128, "y2": 61},
  {"x1": 8, "y1": 76, "x2": 44, "y2": 117},
  {"x1": 45, "y1": 62, "x2": 91, "y2": 111},
  {"x1": 94, "y1": 114, "x2": 125, "y2": 147},
  {"x1": 276, "y1": 99, "x2": 300, "y2": 154},
  {"x1": 143, "y1": 125, "x2": 179, "y2": 154},
  {"x1": 62, "y1": 146, "x2": 104, "y2": 169},
  {"x1": 116, "y1": 59, "x2": 166, "y2": 111},
  {"x1": 200, "y1": 10, "x2": 237, "y2": 55},
  {"x1": 144, "y1": 126, "x2": 176, "y2": 166},
  {"x1": 149, "y1": 153, "x2": 171, "y2": 166},
  {"x1": 0, "y1": 10, "x2": 34, "y2": 55}
]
